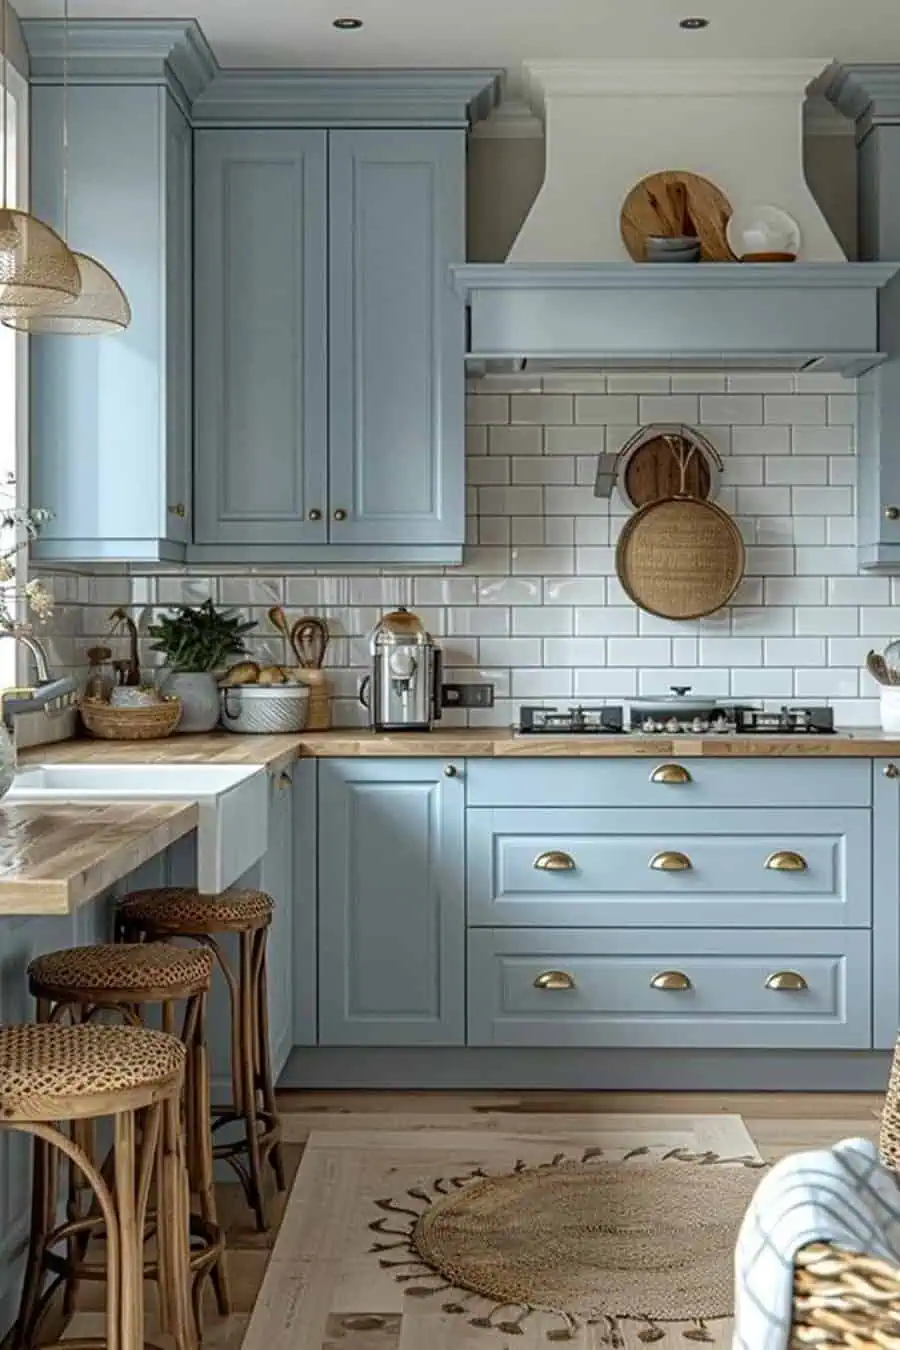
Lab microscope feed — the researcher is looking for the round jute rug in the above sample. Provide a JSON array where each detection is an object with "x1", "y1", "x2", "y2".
[{"x1": 407, "y1": 1156, "x2": 763, "y2": 1325}]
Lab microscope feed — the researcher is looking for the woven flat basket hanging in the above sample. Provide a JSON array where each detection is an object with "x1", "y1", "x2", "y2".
[{"x1": 615, "y1": 495, "x2": 745, "y2": 620}]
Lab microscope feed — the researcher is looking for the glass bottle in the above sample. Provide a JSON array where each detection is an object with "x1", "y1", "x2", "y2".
[{"x1": 84, "y1": 645, "x2": 114, "y2": 701}]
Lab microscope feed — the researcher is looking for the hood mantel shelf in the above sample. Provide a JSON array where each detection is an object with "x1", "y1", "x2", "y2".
[{"x1": 450, "y1": 263, "x2": 900, "y2": 377}]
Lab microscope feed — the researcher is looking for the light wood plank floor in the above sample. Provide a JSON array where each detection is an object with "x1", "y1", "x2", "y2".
[{"x1": 65, "y1": 1090, "x2": 886, "y2": 1350}]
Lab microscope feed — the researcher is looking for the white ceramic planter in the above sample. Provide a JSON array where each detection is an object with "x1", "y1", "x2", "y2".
[
  {"x1": 880, "y1": 686, "x2": 900, "y2": 733},
  {"x1": 160, "y1": 671, "x2": 220, "y2": 733}
]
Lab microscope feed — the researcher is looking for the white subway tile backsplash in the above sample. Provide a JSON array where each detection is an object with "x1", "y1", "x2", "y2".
[
  {"x1": 575, "y1": 395, "x2": 639, "y2": 425},
  {"x1": 53, "y1": 368, "x2": 878, "y2": 728},
  {"x1": 638, "y1": 394, "x2": 699, "y2": 423},
  {"x1": 488, "y1": 425, "x2": 543, "y2": 456},
  {"x1": 510, "y1": 393, "x2": 573, "y2": 425},
  {"x1": 764, "y1": 395, "x2": 828, "y2": 425},
  {"x1": 764, "y1": 457, "x2": 827, "y2": 485}
]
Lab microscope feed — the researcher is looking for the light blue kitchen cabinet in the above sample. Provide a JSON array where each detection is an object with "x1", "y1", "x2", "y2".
[
  {"x1": 28, "y1": 85, "x2": 194, "y2": 564},
  {"x1": 192, "y1": 128, "x2": 466, "y2": 562},
  {"x1": 328, "y1": 130, "x2": 466, "y2": 549},
  {"x1": 317, "y1": 758, "x2": 465, "y2": 1045},
  {"x1": 192, "y1": 130, "x2": 328, "y2": 548},
  {"x1": 873, "y1": 759, "x2": 900, "y2": 1049}
]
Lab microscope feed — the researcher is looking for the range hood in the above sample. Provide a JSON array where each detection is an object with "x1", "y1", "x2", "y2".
[{"x1": 453, "y1": 59, "x2": 900, "y2": 374}]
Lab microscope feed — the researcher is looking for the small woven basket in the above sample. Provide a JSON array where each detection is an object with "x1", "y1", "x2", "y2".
[
  {"x1": 791, "y1": 1242, "x2": 900, "y2": 1347},
  {"x1": 80, "y1": 697, "x2": 182, "y2": 741}
]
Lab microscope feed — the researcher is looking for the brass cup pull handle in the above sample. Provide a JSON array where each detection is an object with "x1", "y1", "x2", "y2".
[
  {"x1": 168, "y1": 502, "x2": 186, "y2": 518},
  {"x1": 885, "y1": 764, "x2": 900, "y2": 779},
  {"x1": 534, "y1": 970, "x2": 576, "y2": 991},
  {"x1": 765, "y1": 970, "x2": 808, "y2": 992},
  {"x1": 650, "y1": 970, "x2": 692, "y2": 992},
  {"x1": 649, "y1": 851, "x2": 692, "y2": 872},
  {"x1": 650, "y1": 763, "x2": 692, "y2": 785},
  {"x1": 276, "y1": 771, "x2": 292, "y2": 790},
  {"x1": 764, "y1": 850, "x2": 808, "y2": 872},
  {"x1": 534, "y1": 850, "x2": 576, "y2": 872}
]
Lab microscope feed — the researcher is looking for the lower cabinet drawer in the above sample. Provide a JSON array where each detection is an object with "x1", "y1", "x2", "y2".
[
  {"x1": 467, "y1": 807, "x2": 871, "y2": 928},
  {"x1": 467, "y1": 928, "x2": 872, "y2": 1050}
]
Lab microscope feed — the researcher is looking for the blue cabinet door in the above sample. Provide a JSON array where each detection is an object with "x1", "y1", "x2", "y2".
[
  {"x1": 318, "y1": 758, "x2": 465, "y2": 1045},
  {"x1": 30, "y1": 87, "x2": 191, "y2": 564},
  {"x1": 328, "y1": 131, "x2": 466, "y2": 547},
  {"x1": 193, "y1": 130, "x2": 328, "y2": 546}
]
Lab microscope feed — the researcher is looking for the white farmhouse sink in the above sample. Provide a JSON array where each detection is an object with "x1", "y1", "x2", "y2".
[{"x1": 7, "y1": 763, "x2": 269, "y2": 892}]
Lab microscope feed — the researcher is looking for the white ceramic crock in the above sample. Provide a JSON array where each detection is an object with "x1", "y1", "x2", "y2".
[{"x1": 880, "y1": 686, "x2": 900, "y2": 733}]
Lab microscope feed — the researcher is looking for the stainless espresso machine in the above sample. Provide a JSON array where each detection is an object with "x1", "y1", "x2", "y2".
[{"x1": 358, "y1": 608, "x2": 443, "y2": 732}]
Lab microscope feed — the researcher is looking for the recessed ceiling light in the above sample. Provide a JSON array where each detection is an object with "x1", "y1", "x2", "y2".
[
  {"x1": 679, "y1": 16, "x2": 710, "y2": 28},
  {"x1": 333, "y1": 16, "x2": 363, "y2": 29}
]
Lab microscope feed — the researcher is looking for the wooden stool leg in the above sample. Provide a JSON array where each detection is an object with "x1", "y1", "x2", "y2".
[
  {"x1": 113, "y1": 1110, "x2": 143, "y2": 1350},
  {"x1": 185, "y1": 993, "x2": 230, "y2": 1317},
  {"x1": 156, "y1": 1093, "x2": 197, "y2": 1350},
  {"x1": 12, "y1": 1131, "x2": 55, "y2": 1350},
  {"x1": 253, "y1": 926, "x2": 285, "y2": 1192},
  {"x1": 238, "y1": 930, "x2": 268, "y2": 1230}
]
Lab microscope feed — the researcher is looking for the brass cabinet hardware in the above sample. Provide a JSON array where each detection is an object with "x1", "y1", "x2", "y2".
[
  {"x1": 308, "y1": 508, "x2": 322, "y2": 521},
  {"x1": 650, "y1": 970, "x2": 692, "y2": 991},
  {"x1": 534, "y1": 969, "x2": 576, "y2": 991},
  {"x1": 276, "y1": 771, "x2": 292, "y2": 790},
  {"x1": 764, "y1": 970, "x2": 808, "y2": 992},
  {"x1": 650, "y1": 763, "x2": 692, "y2": 785},
  {"x1": 649, "y1": 850, "x2": 692, "y2": 872},
  {"x1": 443, "y1": 764, "x2": 458, "y2": 778},
  {"x1": 167, "y1": 503, "x2": 186, "y2": 518},
  {"x1": 886, "y1": 507, "x2": 900, "y2": 521},
  {"x1": 533, "y1": 850, "x2": 576, "y2": 872},
  {"x1": 764, "y1": 850, "x2": 808, "y2": 873},
  {"x1": 333, "y1": 508, "x2": 347, "y2": 521},
  {"x1": 884, "y1": 764, "x2": 900, "y2": 779}
]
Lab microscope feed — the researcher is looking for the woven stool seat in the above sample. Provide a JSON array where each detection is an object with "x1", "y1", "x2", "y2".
[
  {"x1": 28, "y1": 942, "x2": 212, "y2": 998},
  {"x1": 0, "y1": 1023, "x2": 184, "y2": 1122},
  {"x1": 120, "y1": 887, "x2": 274, "y2": 932}
]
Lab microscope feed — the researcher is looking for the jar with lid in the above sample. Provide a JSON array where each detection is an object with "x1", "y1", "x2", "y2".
[{"x1": 84, "y1": 645, "x2": 114, "y2": 701}]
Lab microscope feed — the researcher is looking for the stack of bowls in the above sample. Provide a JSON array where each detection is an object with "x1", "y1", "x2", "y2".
[{"x1": 644, "y1": 235, "x2": 701, "y2": 263}]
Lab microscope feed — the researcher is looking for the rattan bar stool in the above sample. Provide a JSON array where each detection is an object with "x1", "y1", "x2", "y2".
[
  {"x1": 118, "y1": 889, "x2": 285, "y2": 1231},
  {"x1": 0, "y1": 1022, "x2": 193, "y2": 1350},
  {"x1": 25, "y1": 942, "x2": 230, "y2": 1337}
]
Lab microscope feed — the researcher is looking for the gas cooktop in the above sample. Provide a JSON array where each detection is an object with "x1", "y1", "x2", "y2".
[{"x1": 517, "y1": 703, "x2": 836, "y2": 736}]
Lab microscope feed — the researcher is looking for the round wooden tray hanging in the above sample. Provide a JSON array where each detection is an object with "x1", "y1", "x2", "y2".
[{"x1": 615, "y1": 496, "x2": 745, "y2": 620}]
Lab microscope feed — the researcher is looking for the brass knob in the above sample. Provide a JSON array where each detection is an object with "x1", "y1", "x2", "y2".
[
  {"x1": 443, "y1": 764, "x2": 458, "y2": 777},
  {"x1": 765, "y1": 970, "x2": 808, "y2": 992},
  {"x1": 534, "y1": 970, "x2": 576, "y2": 991},
  {"x1": 308, "y1": 509, "x2": 322, "y2": 521},
  {"x1": 333, "y1": 509, "x2": 347, "y2": 522},
  {"x1": 534, "y1": 850, "x2": 575, "y2": 872},
  {"x1": 650, "y1": 763, "x2": 692, "y2": 785},
  {"x1": 764, "y1": 850, "x2": 808, "y2": 872},
  {"x1": 168, "y1": 502, "x2": 186, "y2": 518},
  {"x1": 650, "y1": 970, "x2": 692, "y2": 991},
  {"x1": 885, "y1": 764, "x2": 900, "y2": 779},
  {"x1": 649, "y1": 851, "x2": 692, "y2": 872},
  {"x1": 886, "y1": 507, "x2": 900, "y2": 521},
  {"x1": 277, "y1": 771, "x2": 292, "y2": 790}
]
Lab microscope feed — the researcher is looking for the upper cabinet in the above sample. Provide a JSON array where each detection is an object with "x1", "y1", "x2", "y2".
[
  {"x1": 192, "y1": 128, "x2": 466, "y2": 562},
  {"x1": 24, "y1": 22, "x2": 212, "y2": 565},
  {"x1": 22, "y1": 23, "x2": 499, "y2": 567},
  {"x1": 193, "y1": 130, "x2": 328, "y2": 550}
]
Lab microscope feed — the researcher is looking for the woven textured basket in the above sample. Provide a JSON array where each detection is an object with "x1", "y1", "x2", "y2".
[
  {"x1": 615, "y1": 495, "x2": 745, "y2": 620},
  {"x1": 792, "y1": 1242, "x2": 900, "y2": 1347},
  {"x1": 80, "y1": 697, "x2": 182, "y2": 740}
]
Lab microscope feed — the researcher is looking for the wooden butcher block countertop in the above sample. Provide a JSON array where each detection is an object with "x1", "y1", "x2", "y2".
[
  {"x1": 19, "y1": 727, "x2": 900, "y2": 765},
  {"x1": 0, "y1": 799, "x2": 198, "y2": 917}
]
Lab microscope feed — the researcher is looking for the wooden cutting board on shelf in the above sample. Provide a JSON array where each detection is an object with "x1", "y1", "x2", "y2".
[{"x1": 621, "y1": 170, "x2": 733, "y2": 262}]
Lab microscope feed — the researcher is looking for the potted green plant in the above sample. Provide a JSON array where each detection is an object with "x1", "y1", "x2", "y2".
[{"x1": 148, "y1": 599, "x2": 256, "y2": 733}]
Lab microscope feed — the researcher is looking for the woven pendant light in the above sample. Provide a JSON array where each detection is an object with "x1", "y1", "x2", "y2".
[
  {"x1": 2, "y1": 0, "x2": 130, "y2": 334},
  {"x1": 0, "y1": 0, "x2": 80, "y2": 318}
]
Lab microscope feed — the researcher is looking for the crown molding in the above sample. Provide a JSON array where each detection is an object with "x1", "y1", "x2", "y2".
[
  {"x1": 190, "y1": 68, "x2": 503, "y2": 128},
  {"x1": 826, "y1": 64, "x2": 900, "y2": 140},
  {"x1": 804, "y1": 96, "x2": 854, "y2": 138},
  {"x1": 521, "y1": 57, "x2": 833, "y2": 105},
  {"x1": 21, "y1": 18, "x2": 217, "y2": 107}
]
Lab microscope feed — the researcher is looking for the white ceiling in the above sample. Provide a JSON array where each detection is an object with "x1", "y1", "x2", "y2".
[{"x1": 12, "y1": 0, "x2": 900, "y2": 72}]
